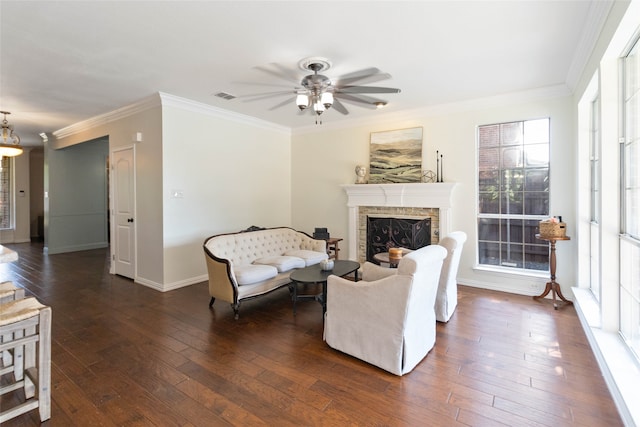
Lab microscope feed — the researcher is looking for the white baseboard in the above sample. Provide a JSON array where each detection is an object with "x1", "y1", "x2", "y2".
[
  {"x1": 134, "y1": 274, "x2": 207, "y2": 292},
  {"x1": 46, "y1": 242, "x2": 108, "y2": 255}
]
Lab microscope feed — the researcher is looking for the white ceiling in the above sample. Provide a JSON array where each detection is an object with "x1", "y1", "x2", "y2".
[{"x1": 0, "y1": 0, "x2": 614, "y2": 146}]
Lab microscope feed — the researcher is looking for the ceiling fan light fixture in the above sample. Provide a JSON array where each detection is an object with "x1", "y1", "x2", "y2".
[
  {"x1": 313, "y1": 99, "x2": 325, "y2": 115},
  {"x1": 296, "y1": 94, "x2": 309, "y2": 110},
  {"x1": 374, "y1": 101, "x2": 387, "y2": 109},
  {"x1": 321, "y1": 92, "x2": 333, "y2": 109}
]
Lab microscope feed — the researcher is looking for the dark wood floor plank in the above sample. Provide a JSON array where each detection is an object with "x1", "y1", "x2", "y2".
[
  {"x1": 0, "y1": 242, "x2": 623, "y2": 426},
  {"x1": 492, "y1": 395, "x2": 572, "y2": 425},
  {"x1": 174, "y1": 376, "x2": 264, "y2": 426}
]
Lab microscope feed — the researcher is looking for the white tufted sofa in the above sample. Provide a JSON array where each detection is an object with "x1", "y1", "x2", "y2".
[{"x1": 203, "y1": 227, "x2": 328, "y2": 319}]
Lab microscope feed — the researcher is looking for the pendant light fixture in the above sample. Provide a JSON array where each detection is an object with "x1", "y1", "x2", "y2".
[{"x1": 0, "y1": 111, "x2": 23, "y2": 157}]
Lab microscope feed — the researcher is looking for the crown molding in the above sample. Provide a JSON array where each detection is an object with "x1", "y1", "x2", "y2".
[
  {"x1": 158, "y1": 92, "x2": 290, "y2": 135},
  {"x1": 565, "y1": 0, "x2": 615, "y2": 92},
  {"x1": 53, "y1": 91, "x2": 290, "y2": 140},
  {"x1": 53, "y1": 93, "x2": 162, "y2": 139}
]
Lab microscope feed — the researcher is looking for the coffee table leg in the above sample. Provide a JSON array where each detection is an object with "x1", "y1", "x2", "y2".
[
  {"x1": 292, "y1": 280, "x2": 298, "y2": 315},
  {"x1": 322, "y1": 281, "x2": 327, "y2": 314}
]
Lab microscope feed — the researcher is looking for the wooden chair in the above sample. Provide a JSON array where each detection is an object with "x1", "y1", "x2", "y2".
[
  {"x1": 0, "y1": 297, "x2": 52, "y2": 423},
  {"x1": 0, "y1": 281, "x2": 26, "y2": 378},
  {"x1": 0, "y1": 281, "x2": 25, "y2": 303}
]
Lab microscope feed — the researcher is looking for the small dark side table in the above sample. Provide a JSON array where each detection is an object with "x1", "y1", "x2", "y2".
[{"x1": 534, "y1": 234, "x2": 572, "y2": 310}]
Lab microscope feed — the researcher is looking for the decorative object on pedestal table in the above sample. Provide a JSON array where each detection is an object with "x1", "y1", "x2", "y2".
[{"x1": 313, "y1": 227, "x2": 330, "y2": 240}]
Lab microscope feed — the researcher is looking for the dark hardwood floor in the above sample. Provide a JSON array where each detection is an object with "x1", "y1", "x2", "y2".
[{"x1": 0, "y1": 242, "x2": 622, "y2": 426}]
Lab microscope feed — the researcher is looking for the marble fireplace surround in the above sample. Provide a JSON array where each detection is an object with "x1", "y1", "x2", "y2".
[{"x1": 341, "y1": 183, "x2": 457, "y2": 262}]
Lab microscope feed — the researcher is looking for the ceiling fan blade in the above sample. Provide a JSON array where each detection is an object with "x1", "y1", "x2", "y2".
[
  {"x1": 239, "y1": 90, "x2": 296, "y2": 102},
  {"x1": 270, "y1": 62, "x2": 302, "y2": 82},
  {"x1": 269, "y1": 96, "x2": 296, "y2": 111},
  {"x1": 331, "y1": 98, "x2": 349, "y2": 115},
  {"x1": 233, "y1": 80, "x2": 298, "y2": 90},
  {"x1": 338, "y1": 73, "x2": 393, "y2": 87},
  {"x1": 254, "y1": 63, "x2": 299, "y2": 84},
  {"x1": 334, "y1": 67, "x2": 382, "y2": 85},
  {"x1": 336, "y1": 86, "x2": 401, "y2": 94},
  {"x1": 335, "y1": 93, "x2": 383, "y2": 109}
]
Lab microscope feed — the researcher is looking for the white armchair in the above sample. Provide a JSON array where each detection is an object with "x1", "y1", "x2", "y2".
[
  {"x1": 435, "y1": 231, "x2": 467, "y2": 322},
  {"x1": 323, "y1": 245, "x2": 447, "y2": 376}
]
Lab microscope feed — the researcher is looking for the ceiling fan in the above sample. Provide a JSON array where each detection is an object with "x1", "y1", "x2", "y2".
[{"x1": 239, "y1": 57, "x2": 401, "y2": 123}]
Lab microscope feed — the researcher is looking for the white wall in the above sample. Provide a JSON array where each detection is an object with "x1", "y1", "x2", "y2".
[
  {"x1": 160, "y1": 100, "x2": 292, "y2": 289},
  {"x1": 291, "y1": 94, "x2": 575, "y2": 298}
]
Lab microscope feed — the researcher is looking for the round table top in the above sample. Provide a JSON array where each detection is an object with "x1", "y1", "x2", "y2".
[
  {"x1": 289, "y1": 260, "x2": 360, "y2": 283},
  {"x1": 373, "y1": 248, "x2": 413, "y2": 266}
]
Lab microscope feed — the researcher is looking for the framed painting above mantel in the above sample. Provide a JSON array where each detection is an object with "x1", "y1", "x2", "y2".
[{"x1": 369, "y1": 127, "x2": 423, "y2": 184}]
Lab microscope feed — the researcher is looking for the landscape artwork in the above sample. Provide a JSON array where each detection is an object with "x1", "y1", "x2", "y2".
[{"x1": 369, "y1": 127, "x2": 423, "y2": 183}]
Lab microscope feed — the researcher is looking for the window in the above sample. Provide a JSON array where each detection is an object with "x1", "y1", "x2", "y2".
[
  {"x1": 620, "y1": 37, "x2": 640, "y2": 360},
  {"x1": 623, "y1": 39, "x2": 639, "y2": 240},
  {"x1": 590, "y1": 95, "x2": 602, "y2": 301},
  {"x1": 590, "y1": 97, "x2": 601, "y2": 225},
  {"x1": 477, "y1": 118, "x2": 550, "y2": 271},
  {"x1": 0, "y1": 157, "x2": 11, "y2": 229}
]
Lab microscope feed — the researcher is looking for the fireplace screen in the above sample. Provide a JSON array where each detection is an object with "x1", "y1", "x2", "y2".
[{"x1": 366, "y1": 217, "x2": 431, "y2": 262}]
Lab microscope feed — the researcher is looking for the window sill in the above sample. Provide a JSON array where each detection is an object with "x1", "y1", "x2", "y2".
[
  {"x1": 473, "y1": 264, "x2": 549, "y2": 279},
  {"x1": 572, "y1": 287, "x2": 640, "y2": 427}
]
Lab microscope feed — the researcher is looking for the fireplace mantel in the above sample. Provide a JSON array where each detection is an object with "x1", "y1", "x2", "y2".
[
  {"x1": 342, "y1": 182, "x2": 457, "y2": 208},
  {"x1": 341, "y1": 183, "x2": 458, "y2": 260}
]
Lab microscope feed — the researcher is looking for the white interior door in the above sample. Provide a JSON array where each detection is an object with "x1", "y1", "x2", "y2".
[{"x1": 112, "y1": 147, "x2": 135, "y2": 279}]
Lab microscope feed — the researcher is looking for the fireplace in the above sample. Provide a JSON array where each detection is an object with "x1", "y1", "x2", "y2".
[
  {"x1": 366, "y1": 216, "x2": 431, "y2": 262},
  {"x1": 342, "y1": 183, "x2": 457, "y2": 262}
]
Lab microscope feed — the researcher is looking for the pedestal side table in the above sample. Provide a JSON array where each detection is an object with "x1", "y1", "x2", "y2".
[
  {"x1": 325, "y1": 238, "x2": 343, "y2": 260},
  {"x1": 534, "y1": 234, "x2": 572, "y2": 310}
]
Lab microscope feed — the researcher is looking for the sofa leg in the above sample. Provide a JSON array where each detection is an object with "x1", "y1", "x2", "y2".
[
  {"x1": 231, "y1": 303, "x2": 240, "y2": 320},
  {"x1": 208, "y1": 297, "x2": 216, "y2": 308}
]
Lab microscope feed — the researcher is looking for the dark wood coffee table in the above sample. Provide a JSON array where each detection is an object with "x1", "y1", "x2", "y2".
[{"x1": 289, "y1": 260, "x2": 360, "y2": 314}]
